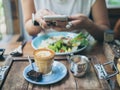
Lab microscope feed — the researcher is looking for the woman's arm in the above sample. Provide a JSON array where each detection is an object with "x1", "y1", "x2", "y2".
[
  {"x1": 69, "y1": 0, "x2": 110, "y2": 41},
  {"x1": 114, "y1": 19, "x2": 120, "y2": 39},
  {"x1": 21, "y1": 0, "x2": 42, "y2": 36},
  {"x1": 21, "y1": 0, "x2": 58, "y2": 36},
  {"x1": 90, "y1": 0, "x2": 110, "y2": 41}
]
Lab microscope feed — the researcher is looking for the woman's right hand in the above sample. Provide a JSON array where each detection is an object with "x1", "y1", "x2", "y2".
[{"x1": 34, "y1": 9, "x2": 56, "y2": 30}]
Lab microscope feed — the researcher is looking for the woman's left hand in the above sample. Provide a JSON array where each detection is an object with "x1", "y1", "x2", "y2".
[
  {"x1": 49, "y1": 14, "x2": 93, "y2": 31},
  {"x1": 68, "y1": 14, "x2": 93, "y2": 30}
]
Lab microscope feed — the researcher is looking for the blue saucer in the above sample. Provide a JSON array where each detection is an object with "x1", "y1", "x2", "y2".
[{"x1": 23, "y1": 61, "x2": 67, "y2": 85}]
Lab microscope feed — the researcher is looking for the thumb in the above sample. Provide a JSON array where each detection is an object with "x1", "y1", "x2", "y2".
[
  {"x1": 69, "y1": 14, "x2": 84, "y2": 20},
  {"x1": 68, "y1": 14, "x2": 79, "y2": 20}
]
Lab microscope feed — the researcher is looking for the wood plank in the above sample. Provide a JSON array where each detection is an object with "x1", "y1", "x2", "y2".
[
  {"x1": 90, "y1": 56, "x2": 111, "y2": 90},
  {"x1": 0, "y1": 57, "x2": 112, "y2": 90},
  {"x1": 103, "y1": 43, "x2": 115, "y2": 62},
  {"x1": 75, "y1": 63, "x2": 102, "y2": 90},
  {"x1": 9, "y1": 34, "x2": 20, "y2": 44},
  {"x1": 50, "y1": 60, "x2": 77, "y2": 90},
  {"x1": 2, "y1": 60, "x2": 29, "y2": 90},
  {"x1": 31, "y1": 84, "x2": 50, "y2": 90}
]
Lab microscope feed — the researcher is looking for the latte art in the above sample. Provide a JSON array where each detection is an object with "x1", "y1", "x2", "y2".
[
  {"x1": 34, "y1": 48, "x2": 55, "y2": 60},
  {"x1": 36, "y1": 51, "x2": 52, "y2": 57}
]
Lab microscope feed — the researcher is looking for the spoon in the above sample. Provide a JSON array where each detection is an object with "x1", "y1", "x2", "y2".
[
  {"x1": 10, "y1": 40, "x2": 27, "y2": 56},
  {"x1": 27, "y1": 56, "x2": 43, "y2": 81},
  {"x1": 66, "y1": 53, "x2": 74, "y2": 63},
  {"x1": 28, "y1": 56, "x2": 34, "y2": 70}
]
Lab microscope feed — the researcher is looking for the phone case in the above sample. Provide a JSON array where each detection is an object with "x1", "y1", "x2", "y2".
[{"x1": 43, "y1": 15, "x2": 68, "y2": 21}]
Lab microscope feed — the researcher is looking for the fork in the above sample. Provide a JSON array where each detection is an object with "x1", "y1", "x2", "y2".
[{"x1": 10, "y1": 40, "x2": 27, "y2": 56}]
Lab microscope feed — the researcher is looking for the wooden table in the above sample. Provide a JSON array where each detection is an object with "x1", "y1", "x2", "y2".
[{"x1": 0, "y1": 40, "x2": 120, "y2": 90}]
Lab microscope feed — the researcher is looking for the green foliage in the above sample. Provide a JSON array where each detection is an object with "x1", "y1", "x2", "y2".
[
  {"x1": 0, "y1": 0, "x2": 4, "y2": 17},
  {"x1": 70, "y1": 32, "x2": 89, "y2": 46},
  {"x1": 109, "y1": 0, "x2": 120, "y2": 5}
]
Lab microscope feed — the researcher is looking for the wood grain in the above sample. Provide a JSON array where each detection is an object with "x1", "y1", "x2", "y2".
[{"x1": 0, "y1": 57, "x2": 111, "y2": 90}]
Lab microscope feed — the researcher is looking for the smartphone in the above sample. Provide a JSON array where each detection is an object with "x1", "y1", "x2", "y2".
[
  {"x1": 43, "y1": 15, "x2": 68, "y2": 26},
  {"x1": 43, "y1": 15, "x2": 68, "y2": 21}
]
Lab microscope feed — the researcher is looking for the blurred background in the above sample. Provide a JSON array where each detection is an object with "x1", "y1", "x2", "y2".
[{"x1": 0, "y1": 0, "x2": 120, "y2": 43}]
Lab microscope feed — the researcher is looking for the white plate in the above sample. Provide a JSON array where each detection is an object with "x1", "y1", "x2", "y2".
[{"x1": 23, "y1": 61, "x2": 67, "y2": 85}]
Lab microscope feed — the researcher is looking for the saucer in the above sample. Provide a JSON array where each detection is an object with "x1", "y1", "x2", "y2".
[{"x1": 23, "y1": 61, "x2": 67, "y2": 85}]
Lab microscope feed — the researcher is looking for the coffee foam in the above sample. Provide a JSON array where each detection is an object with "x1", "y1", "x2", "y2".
[
  {"x1": 36, "y1": 51, "x2": 52, "y2": 57},
  {"x1": 34, "y1": 48, "x2": 55, "y2": 60}
]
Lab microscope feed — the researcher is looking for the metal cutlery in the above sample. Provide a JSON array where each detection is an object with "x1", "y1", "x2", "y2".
[
  {"x1": 0, "y1": 49, "x2": 5, "y2": 60},
  {"x1": 28, "y1": 56, "x2": 34, "y2": 70},
  {"x1": 10, "y1": 40, "x2": 27, "y2": 56},
  {"x1": 0, "y1": 66, "x2": 9, "y2": 80}
]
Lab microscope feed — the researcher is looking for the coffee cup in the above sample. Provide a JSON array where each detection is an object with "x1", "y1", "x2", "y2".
[{"x1": 33, "y1": 48, "x2": 55, "y2": 75}]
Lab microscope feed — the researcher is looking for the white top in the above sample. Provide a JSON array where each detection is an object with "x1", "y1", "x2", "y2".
[
  {"x1": 34, "y1": 0, "x2": 96, "y2": 16},
  {"x1": 34, "y1": 0, "x2": 96, "y2": 39},
  {"x1": 34, "y1": 0, "x2": 96, "y2": 45}
]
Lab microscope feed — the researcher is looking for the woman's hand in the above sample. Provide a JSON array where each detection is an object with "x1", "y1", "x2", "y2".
[
  {"x1": 68, "y1": 14, "x2": 93, "y2": 30},
  {"x1": 34, "y1": 9, "x2": 68, "y2": 31},
  {"x1": 34, "y1": 9, "x2": 56, "y2": 29},
  {"x1": 34, "y1": 10, "x2": 93, "y2": 32},
  {"x1": 49, "y1": 14, "x2": 92, "y2": 31}
]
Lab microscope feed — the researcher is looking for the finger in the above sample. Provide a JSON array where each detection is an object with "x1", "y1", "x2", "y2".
[
  {"x1": 39, "y1": 19, "x2": 49, "y2": 29},
  {"x1": 69, "y1": 14, "x2": 84, "y2": 20},
  {"x1": 34, "y1": 12, "x2": 43, "y2": 22},
  {"x1": 34, "y1": 14, "x2": 49, "y2": 29},
  {"x1": 70, "y1": 20, "x2": 82, "y2": 27}
]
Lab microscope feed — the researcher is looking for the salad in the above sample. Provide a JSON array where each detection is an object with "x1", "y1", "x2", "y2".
[{"x1": 39, "y1": 32, "x2": 89, "y2": 53}]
